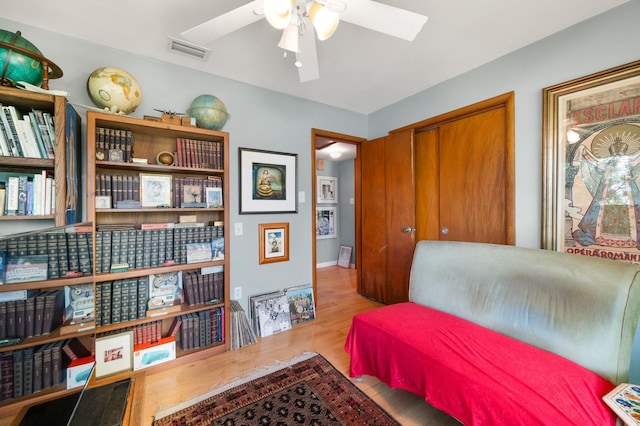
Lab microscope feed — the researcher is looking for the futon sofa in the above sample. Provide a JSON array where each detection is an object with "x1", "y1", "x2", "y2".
[{"x1": 345, "y1": 240, "x2": 640, "y2": 425}]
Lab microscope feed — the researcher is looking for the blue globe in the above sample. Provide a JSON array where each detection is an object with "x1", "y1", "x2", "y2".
[{"x1": 187, "y1": 94, "x2": 230, "y2": 131}]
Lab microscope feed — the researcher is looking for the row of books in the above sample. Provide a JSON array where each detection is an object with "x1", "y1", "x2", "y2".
[
  {"x1": 176, "y1": 138, "x2": 224, "y2": 169},
  {"x1": 95, "y1": 224, "x2": 223, "y2": 273},
  {"x1": 0, "y1": 290, "x2": 64, "y2": 339},
  {"x1": 182, "y1": 269, "x2": 224, "y2": 306},
  {"x1": 168, "y1": 307, "x2": 224, "y2": 351},
  {"x1": 229, "y1": 300, "x2": 256, "y2": 350},
  {"x1": 95, "y1": 173, "x2": 139, "y2": 205},
  {"x1": 96, "y1": 126, "x2": 133, "y2": 163},
  {"x1": 0, "y1": 172, "x2": 55, "y2": 217},
  {"x1": 95, "y1": 320, "x2": 163, "y2": 347},
  {"x1": 175, "y1": 176, "x2": 222, "y2": 208},
  {"x1": 94, "y1": 174, "x2": 223, "y2": 209},
  {"x1": 0, "y1": 227, "x2": 93, "y2": 282},
  {"x1": 0, "y1": 104, "x2": 55, "y2": 159},
  {"x1": 95, "y1": 277, "x2": 149, "y2": 327},
  {"x1": 0, "y1": 339, "x2": 73, "y2": 401}
]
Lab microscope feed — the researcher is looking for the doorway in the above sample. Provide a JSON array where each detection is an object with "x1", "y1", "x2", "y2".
[{"x1": 311, "y1": 129, "x2": 366, "y2": 301}]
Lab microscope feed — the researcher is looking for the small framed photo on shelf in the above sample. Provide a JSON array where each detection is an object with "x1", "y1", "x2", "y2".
[
  {"x1": 316, "y1": 207, "x2": 336, "y2": 239},
  {"x1": 95, "y1": 195, "x2": 111, "y2": 209},
  {"x1": 140, "y1": 174, "x2": 172, "y2": 208},
  {"x1": 317, "y1": 176, "x2": 338, "y2": 204},
  {"x1": 337, "y1": 245, "x2": 352, "y2": 268},
  {"x1": 259, "y1": 222, "x2": 289, "y2": 264},
  {"x1": 94, "y1": 331, "x2": 134, "y2": 378},
  {"x1": 206, "y1": 187, "x2": 223, "y2": 208}
]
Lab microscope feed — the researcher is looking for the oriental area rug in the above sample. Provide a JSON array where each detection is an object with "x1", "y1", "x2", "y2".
[{"x1": 152, "y1": 352, "x2": 400, "y2": 426}]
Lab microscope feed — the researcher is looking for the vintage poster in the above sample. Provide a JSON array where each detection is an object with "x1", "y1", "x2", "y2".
[{"x1": 554, "y1": 69, "x2": 640, "y2": 262}]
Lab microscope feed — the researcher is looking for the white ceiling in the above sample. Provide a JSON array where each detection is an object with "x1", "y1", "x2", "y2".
[{"x1": 2, "y1": 0, "x2": 628, "y2": 114}]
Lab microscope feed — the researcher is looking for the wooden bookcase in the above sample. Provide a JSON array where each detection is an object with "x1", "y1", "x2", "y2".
[
  {"x1": 0, "y1": 86, "x2": 81, "y2": 234},
  {"x1": 85, "y1": 111, "x2": 230, "y2": 386},
  {"x1": 0, "y1": 87, "x2": 87, "y2": 416}
]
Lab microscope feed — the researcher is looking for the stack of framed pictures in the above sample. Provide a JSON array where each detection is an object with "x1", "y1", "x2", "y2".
[{"x1": 249, "y1": 284, "x2": 316, "y2": 338}]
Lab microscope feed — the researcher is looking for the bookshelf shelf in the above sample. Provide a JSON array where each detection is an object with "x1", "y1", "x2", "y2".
[{"x1": 86, "y1": 110, "x2": 230, "y2": 382}]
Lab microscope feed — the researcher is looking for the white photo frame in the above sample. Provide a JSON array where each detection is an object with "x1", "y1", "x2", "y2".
[
  {"x1": 316, "y1": 207, "x2": 337, "y2": 239},
  {"x1": 317, "y1": 176, "x2": 338, "y2": 204},
  {"x1": 206, "y1": 187, "x2": 223, "y2": 208},
  {"x1": 140, "y1": 174, "x2": 172, "y2": 208},
  {"x1": 94, "y1": 331, "x2": 134, "y2": 378}
]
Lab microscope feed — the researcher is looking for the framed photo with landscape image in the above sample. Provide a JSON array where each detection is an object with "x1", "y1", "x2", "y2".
[
  {"x1": 337, "y1": 244, "x2": 352, "y2": 268},
  {"x1": 239, "y1": 148, "x2": 297, "y2": 214},
  {"x1": 206, "y1": 186, "x2": 223, "y2": 208},
  {"x1": 259, "y1": 222, "x2": 289, "y2": 264},
  {"x1": 316, "y1": 207, "x2": 336, "y2": 239},
  {"x1": 542, "y1": 60, "x2": 640, "y2": 261},
  {"x1": 94, "y1": 331, "x2": 133, "y2": 378},
  {"x1": 140, "y1": 173, "x2": 172, "y2": 208},
  {"x1": 317, "y1": 176, "x2": 338, "y2": 203}
]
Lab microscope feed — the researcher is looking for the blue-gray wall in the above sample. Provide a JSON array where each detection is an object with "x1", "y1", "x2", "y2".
[
  {"x1": 2, "y1": 0, "x2": 639, "y2": 380},
  {"x1": 315, "y1": 159, "x2": 355, "y2": 266}
]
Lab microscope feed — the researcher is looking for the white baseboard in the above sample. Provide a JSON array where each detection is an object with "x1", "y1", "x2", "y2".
[{"x1": 316, "y1": 261, "x2": 337, "y2": 268}]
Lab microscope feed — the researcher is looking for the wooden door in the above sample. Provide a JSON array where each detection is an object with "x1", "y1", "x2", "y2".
[
  {"x1": 360, "y1": 130, "x2": 415, "y2": 304},
  {"x1": 361, "y1": 93, "x2": 514, "y2": 304},
  {"x1": 415, "y1": 104, "x2": 513, "y2": 244}
]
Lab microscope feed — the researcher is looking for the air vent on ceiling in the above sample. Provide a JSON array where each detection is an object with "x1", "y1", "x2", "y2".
[{"x1": 167, "y1": 36, "x2": 211, "y2": 61}]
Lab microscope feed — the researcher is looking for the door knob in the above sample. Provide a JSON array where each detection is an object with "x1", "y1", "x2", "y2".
[
  {"x1": 402, "y1": 227, "x2": 414, "y2": 233},
  {"x1": 441, "y1": 227, "x2": 449, "y2": 234}
]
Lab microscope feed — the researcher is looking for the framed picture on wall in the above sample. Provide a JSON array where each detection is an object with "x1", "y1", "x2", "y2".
[
  {"x1": 259, "y1": 222, "x2": 290, "y2": 264},
  {"x1": 316, "y1": 207, "x2": 336, "y2": 239},
  {"x1": 317, "y1": 176, "x2": 338, "y2": 203},
  {"x1": 239, "y1": 148, "x2": 298, "y2": 214},
  {"x1": 542, "y1": 59, "x2": 640, "y2": 260}
]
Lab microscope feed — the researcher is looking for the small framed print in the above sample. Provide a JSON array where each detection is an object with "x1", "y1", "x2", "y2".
[
  {"x1": 206, "y1": 187, "x2": 223, "y2": 208},
  {"x1": 317, "y1": 176, "x2": 338, "y2": 204},
  {"x1": 316, "y1": 207, "x2": 337, "y2": 239},
  {"x1": 94, "y1": 331, "x2": 134, "y2": 378},
  {"x1": 108, "y1": 148, "x2": 124, "y2": 162},
  {"x1": 337, "y1": 244, "x2": 352, "y2": 268},
  {"x1": 140, "y1": 174, "x2": 172, "y2": 208},
  {"x1": 95, "y1": 195, "x2": 111, "y2": 209},
  {"x1": 259, "y1": 222, "x2": 289, "y2": 264}
]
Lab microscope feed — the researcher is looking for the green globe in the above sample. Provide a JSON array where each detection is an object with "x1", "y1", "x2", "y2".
[
  {"x1": 187, "y1": 94, "x2": 230, "y2": 130},
  {"x1": 0, "y1": 29, "x2": 44, "y2": 87}
]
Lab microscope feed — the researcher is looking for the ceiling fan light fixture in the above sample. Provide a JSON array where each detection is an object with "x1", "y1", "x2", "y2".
[
  {"x1": 277, "y1": 22, "x2": 300, "y2": 53},
  {"x1": 264, "y1": 0, "x2": 294, "y2": 29},
  {"x1": 308, "y1": 1, "x2": 340, "y2": 41}
]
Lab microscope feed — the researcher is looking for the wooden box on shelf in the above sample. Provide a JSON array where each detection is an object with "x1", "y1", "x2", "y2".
[{"x1": 85, "y1": 111, "x2": 230, "y2": 384}]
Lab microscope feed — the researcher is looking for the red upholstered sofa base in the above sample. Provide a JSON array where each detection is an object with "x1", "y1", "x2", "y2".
[{"x1": 345, "y1": 302, "x2": 617, "y2": 425}]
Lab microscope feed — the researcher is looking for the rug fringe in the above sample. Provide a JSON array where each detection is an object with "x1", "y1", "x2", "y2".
[{"x1": 153, "y1": 351, "x2": 318, "y2": 420}]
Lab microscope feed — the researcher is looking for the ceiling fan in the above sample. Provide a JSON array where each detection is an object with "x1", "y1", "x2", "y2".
[{"x1": 180, "y1": 0, "x2": 428, "y2": 83}]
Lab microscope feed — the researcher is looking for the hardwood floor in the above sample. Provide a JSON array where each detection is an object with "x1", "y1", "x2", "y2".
[
  {"x1": 1, "y1": 266, "x2": 460, "y2": 425},
  {"x1": 143, "y1": 266, "x2": 460, "y2": 425}
]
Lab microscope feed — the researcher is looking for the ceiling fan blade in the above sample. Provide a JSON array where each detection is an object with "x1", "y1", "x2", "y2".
[
  {"x1": 297, "y1": 22, "x2": 320, "y2": 83},
  {"x1": 181, "y1": 0, "x2": 264, "y2": 45},
  {"x1": 340, "y1": 0, "x2": 428, "y2": 41}
]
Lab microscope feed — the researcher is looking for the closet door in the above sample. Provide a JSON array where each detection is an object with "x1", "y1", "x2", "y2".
[{"x1": 415, "y1": 105, "x2": 512, "y2": 244}]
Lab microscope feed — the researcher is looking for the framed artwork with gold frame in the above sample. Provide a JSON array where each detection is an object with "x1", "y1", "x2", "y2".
[
  {"x1": 542, "y1": 59, "x2": 640, "y2": 262},
  {"x1": 259, "y1": 222, "x2": 290, "y2": 264}
]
